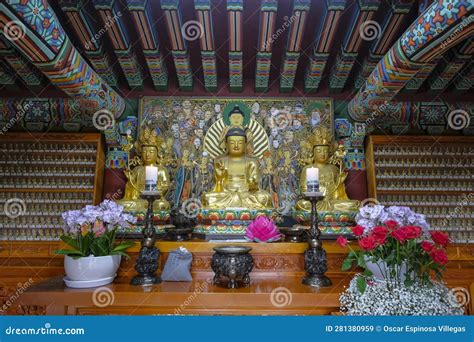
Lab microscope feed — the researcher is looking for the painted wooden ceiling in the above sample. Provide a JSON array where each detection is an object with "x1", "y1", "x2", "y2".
[{"x1": 0, "y1": 0, "x2": 472, "y2": 102}]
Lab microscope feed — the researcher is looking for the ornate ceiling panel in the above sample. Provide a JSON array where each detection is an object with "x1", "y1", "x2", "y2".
[{"x1": 0, "y1": 0, "x2": 471, "y2": 101}]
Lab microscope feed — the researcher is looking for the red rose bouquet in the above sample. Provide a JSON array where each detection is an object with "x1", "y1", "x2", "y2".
[{"x1": 338, "y1": 220, "x2": 450, "y2": 293}]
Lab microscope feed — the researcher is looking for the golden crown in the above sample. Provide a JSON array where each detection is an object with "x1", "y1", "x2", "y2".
[
  {"x1": 136, "y1": 126, "x2": 163, "y2": 150},
  {"x1": 309, "y1": 125, "x2": 332, "y2": 146}
]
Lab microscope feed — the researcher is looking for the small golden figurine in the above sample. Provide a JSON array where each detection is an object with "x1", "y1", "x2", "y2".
[
  {"x1": 202, "y1": 127, "x2": 273, "y2": 209},
  {"x1": 117, "y1": 127, "x2": 171, "y2": 213},
  {"x1": 295, "y1": 126, "x2": 359, "y2": 212}
]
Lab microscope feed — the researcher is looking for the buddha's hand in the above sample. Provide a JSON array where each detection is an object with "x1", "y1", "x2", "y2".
[
  {"x1": 337, "y1": 172, "x2": 348, "y2": 184},
  {"x1": 248, "y1": 177, "x2": 258, "y2": 191},
  {"x1": 215, "y1": 161, "x2": 227, "y2": 178}
]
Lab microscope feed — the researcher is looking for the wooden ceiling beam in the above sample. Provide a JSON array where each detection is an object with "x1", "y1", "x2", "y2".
[
  {"x1": 279, "y1": 0, "x2": 311, "y2": 93},
  {"x1": 92, "y1": 0, "x2": 144, "y2": 90},
  {"x1": 59, "y1": 0, "x2": 119, "y2": 87},
  {"x1": 126, "y1": 0, "x2": 168, "y2": 91},
  {"x1": 160, "y1": 0, "x2": 194, "y2": 91}
]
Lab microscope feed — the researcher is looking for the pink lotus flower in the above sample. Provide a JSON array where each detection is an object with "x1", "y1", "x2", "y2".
[{"x1": 245, "y1": 216, "x2": 281, "y2": 243}]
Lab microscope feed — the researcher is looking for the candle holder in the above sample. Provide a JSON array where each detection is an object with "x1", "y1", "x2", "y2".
[
  {"x1": 131, "y1": 191, "x2": 161, "y2": 286},
  {"x1": 301, "y1": 191, "x2": 332, "y2": 288}
]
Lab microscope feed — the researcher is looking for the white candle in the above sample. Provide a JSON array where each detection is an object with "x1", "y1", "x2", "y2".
[
  {"x1": 306, "y1": 167, "x2": 319, "y2": 192},
  {"x1": 306, "y1": 167, "x2": 319, "y2": 182},
  {"x1": 145, "y1": 166, "x2": 158, "y2": 190}
]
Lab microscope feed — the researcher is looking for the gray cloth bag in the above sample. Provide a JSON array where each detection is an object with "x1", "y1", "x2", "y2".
[{"x1": 161, "y1": 247, "x2": 193, "y2": 282}]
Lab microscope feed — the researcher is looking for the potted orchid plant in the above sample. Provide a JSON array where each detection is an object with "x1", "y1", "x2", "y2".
[
  {"x1": 337, "y1": 205, "x2": 462, "y2": 315},
  {"x1": 56, "y1": 200, "x2": 136, "y2": 287}
]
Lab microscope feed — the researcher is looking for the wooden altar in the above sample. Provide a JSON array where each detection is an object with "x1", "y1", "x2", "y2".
[{"x1": 1, "y1": 240, "x2": 474, "y2": 315}]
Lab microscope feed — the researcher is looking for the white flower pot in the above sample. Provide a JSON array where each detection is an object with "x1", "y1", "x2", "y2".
[
  {"x1": 64, "y1": 255, "x2": 121, "y2": 283},
  {"x1": 365, "y1": 257, "x2": 409, "y2": 282}
]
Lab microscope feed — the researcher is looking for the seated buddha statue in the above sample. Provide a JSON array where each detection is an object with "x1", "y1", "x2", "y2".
[
  {"x1": 202, "y1": 127, "x2": 273, "y2": 209},
  {"x1": 117, "y1": 127, "x2": 171, "y2": 213},
  {"x1": 295, "y1": 126, "x2": 359, "y2": 213}
]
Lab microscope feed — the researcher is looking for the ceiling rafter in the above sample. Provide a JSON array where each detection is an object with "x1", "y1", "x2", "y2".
[
  {"x1": 349, "y1": 0, "x2": 473, "y2": 121},
  {"x1": 401, "y1": 1, "x2": 441, "y2": 93},
  {"x1": 0, "y1": 62, "x2": 18, "y2": 88},
  {"x1": 160, "y1": 0, "x2": 194, "y2": 91},
  {"x1": 227, "y1": 0, "x2": 244, "y2": 92},
  {"x1": 92, "y1": 0, "x2": 144, "y2": 90},
  {"x1": 194, "y1": 0, "x2": 218, "y2": 92},
  {"x1": 329, "y1": 0, "x2": 381, "y2": 93},
  {"x1": 126, "y1": 0, "x2": 168, "y2": 91},
  {"x1": 59, "y1": 0, "x2": 118, "y2": 87},
  {"x1": 354, "y1": 0, "x2": 413, "y2": 89},
  {"x1": 428, "y1": 38, "x2": 473, "y2": 93},
  {"x1": 279, "y1": 0, "x2": 311, "y2": 93},
  {"x1": 255, "y1": 0, "x2": 278, "y2": 93},
  {"x1": 0, "y1": 0, "x2": 126, "y2": 117},
  {"x1": 304, "y1": 0, "x2": 346, "y2": 93},
  {"x1": 454, "y1": 60, "x2": 473, "y2": 93},
  {"x1": 0, "y1": 39, "x2": 43, "y2": 88}
]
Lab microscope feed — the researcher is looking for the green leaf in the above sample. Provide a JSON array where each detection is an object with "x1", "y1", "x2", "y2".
[
  {"x1": 356, "y1": 276, "x2": 367, "y2": 293},
  {"x1": 111, "y1": 250, "x2": 130, "y2": 259},
  {"x1": 357, "y1": 254, "x2": 367, "y2": 269},
  {"x1": 404, "y1": 274, "x2": 413, "y2": 287},
  {"x1": 113, "y1": 241, "x2": 135, "y2": 251},
  {"x1": 363, "y1": 268, "x2": 373, "y2": 277},
  {"x1": 341, "y1": 258, "x2": 353, "y2": 271},
  {"x1": 60, "y1": 235, "x2": 80, "y2": 250}
]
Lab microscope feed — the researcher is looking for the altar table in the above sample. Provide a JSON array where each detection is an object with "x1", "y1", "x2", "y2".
[{"x1": 16, "y1": 274, "x2": 348, "y2": 315}]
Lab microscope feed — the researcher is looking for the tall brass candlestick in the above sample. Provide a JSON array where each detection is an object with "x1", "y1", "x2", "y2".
[
  {"x1": 302, "y1": 191, "x2": 332, "y2": 288},
  {"x1": 131, "y1": 191, "x2": 161, "y2": 286}
]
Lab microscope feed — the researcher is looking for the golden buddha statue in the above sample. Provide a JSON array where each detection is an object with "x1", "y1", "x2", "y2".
[
  {"x1": 202, "y1": 127, "x2": 273, "y2": 209},
  {"x1": 295, "y1": 126, "x2": 359, "y2": 213},
  {"x1": 117, "y1": 127, "x2": 171, "y2": 213}
]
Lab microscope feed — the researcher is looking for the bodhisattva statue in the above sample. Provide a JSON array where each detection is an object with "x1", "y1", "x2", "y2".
[
  {"x1": 117, "y1": 127, "x2": 171, "y2": 213},
  {"x1": 202, "y1": 127, "x2": 273, "y2": 209},
  {"x1": 295, "y1": 126, "x2": 359, "y2": 212}
]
